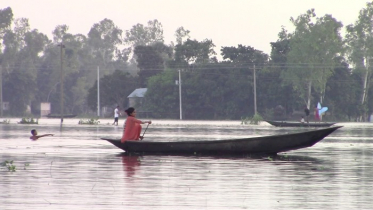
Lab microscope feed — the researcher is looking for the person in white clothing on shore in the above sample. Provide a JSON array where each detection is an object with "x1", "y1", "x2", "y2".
[{"x1": 113, "y1": 105, "x2": 121, "y2": 125}]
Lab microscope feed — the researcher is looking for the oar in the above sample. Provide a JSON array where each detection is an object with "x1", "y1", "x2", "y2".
[{"x1": 140, "y1": 123, "x2": 150, "y2": 140}]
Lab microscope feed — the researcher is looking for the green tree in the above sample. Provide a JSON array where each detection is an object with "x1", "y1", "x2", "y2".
[
  {"x1": 21, "y1": 29, "x2": 49, "y2": 113},
  {"x1": 0, "y1": 14, "x2": 49, "y2": 115},
  {"x1": 174, "y1": 26, "x2": 190, "y2": 45},
  {"x1": 13, "y1": 18, "x2": 30, "y2": 49},
  {"x1": 283, "y1": 9, "x2": 344, "y2": 109},
  {"x1": 52, "y1": 24, "x2": 69, "y2": 44},
  {"x1": 87, "y1": 18, "x2": 123, "y2": 68},
  {"x1": 267, "y1": 28, "x2": 298, "y2": 117},
  {"x1": 221, "y1": 45, "x2": 269, "y2": 118},
  {"x1": 4, "y1": 67, "x2": 35, "y2": 115},
  {"x1": 40, "y1": 25, "x2": 89, "y2": 114},
  {"x1": 124, "y1": 19, "x2": 165, "y2": 73},
  {"x1": 221, "y1": 44, "x2": 268, "y2": 66},
  {"x1": 345, "y1": 2, "x2": 373, "y2": 121},
  {"x1": 70, "y1": 76, "x2": 89, "y2": 114},
  {"x1": 324, "y1": 58, "x2": 360, "y2": 120},
  {"x1": 0, "y1": 7, "x2": 13, "y2": 49},
  {"x1": 134, "y1": 43, "x2": 173, "y2": 87},
  {"x1": 124, "y1": 19, "x2": 164, "y2": 47},
  {"x1": 87, "y1": 70, "x2": 138, "y2": 111},
  {"x1": 171, "y1": 39, "x2": 217, "y2": 68},
  {"x1": 144, "y1": 70, "x2": 179, "y2": 118}
]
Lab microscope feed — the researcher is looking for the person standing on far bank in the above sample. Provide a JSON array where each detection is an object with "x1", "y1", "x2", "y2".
[
  {"x1": 314, "y1": 105, "x2": 320, "y2": 122},
  {"x1": 300, "y1": 116, "x2": 305, "y2": 123},
  {"x1": 304, "y1": 106, "x2": 310, "y2": 123},
  {"x1": 113, "y1": 105, "x2": 121, "y2": 126}
]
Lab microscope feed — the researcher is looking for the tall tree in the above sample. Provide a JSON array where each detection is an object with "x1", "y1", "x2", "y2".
[
  {"x1": 1, "y1": 14, "x2": 49, "y2": 115},
  {"x1": 13, "y1": 18, "x2": 30, "y2": 49},
  {"x1": 87, "y1": 18, "x2": 123, "y2": 68},
  {"x1": 345, "y1": 2, "x2": 373, "y2": 121},
  {"x1": 175, "y1": 26, "x2": 190, "y2": 45},
  {"x1": 324, "y1": 57, "x2": 360, "y2": 120},
  {"x1": 134, "y1": 42, "x2": 173, "y2": 87},
  {"x1": 221, "y1": 45, "x2": 269, "y2": 116},
  {"x1": 143, "y1": 70, "x2": 179, "y2": 118},
  {"x1": 282, "y1": 9, "x2": 344, "y2": 109},
  {"x1": 87, "y1": 70, "x2": 138, "y2": 112},
  {"x1": 52, "y1": 24, "x2": 69, "y2": 44},
  {"x1": 4, "y1": 67, "x2": 35, "y2": 115},
  {"x1": 124, "y1": 19, "x2": 164, "y2": 47},
  {"x1": 172, "y1": 39, "x2": 216, "y2": 67},
  {"x1": 42, "y1": 25, "x2": 94, "y2": 114},
  {"x1": 124, "y1": 19, "x2": 165, "y2": 70},
  {"x1": 0, "y1": 7, "x2": 13, "y2": 50},
  {"x1": 267, "y1": 27, "x2": 298, "y2": 116}
]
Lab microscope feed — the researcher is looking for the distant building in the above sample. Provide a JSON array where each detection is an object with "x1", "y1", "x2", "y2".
[
  {"x1": 128, "y1": 88, "x2": 147, "y2": 108},
  {"x1": 127, "y1": 88, "x2": 151, "y2": 117}
]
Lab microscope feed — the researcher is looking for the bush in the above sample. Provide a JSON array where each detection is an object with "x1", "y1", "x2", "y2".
[
  {"x1": 241, "y1": 113, "x2": 263, "y2": 125},
  {"x1": 78, "y1": 118, "x2": 100, "y2": 125},
  {"x1": 18, "y1": 118, "x2": 38, "y2": 124},
  {"x1": 1, "y1": 119, "x2": 10, "y2": 124}
]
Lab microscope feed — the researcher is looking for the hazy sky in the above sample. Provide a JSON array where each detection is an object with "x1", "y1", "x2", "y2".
[{"x1": 3, "y1": 0, "x2": 371, "y2": 55}]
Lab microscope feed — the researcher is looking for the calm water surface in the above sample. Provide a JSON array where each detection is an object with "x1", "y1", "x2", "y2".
[{"x1": 1, "y1": 119, "x2": 373, "y2": 210}]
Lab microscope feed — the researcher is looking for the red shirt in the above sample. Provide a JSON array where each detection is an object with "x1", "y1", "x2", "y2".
[{"x1": 121, "y1": 116, "x2": 142, "y2": 142}]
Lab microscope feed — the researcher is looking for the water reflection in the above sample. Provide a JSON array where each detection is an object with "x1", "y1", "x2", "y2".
[{"x1": 120, "y1": 154, "x2": 140, "y2": 178}]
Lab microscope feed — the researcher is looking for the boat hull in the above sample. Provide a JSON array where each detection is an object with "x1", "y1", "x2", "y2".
[
  {"x1": 102, "y1": 126, "x2": 342, "y2": 155},
  {"x1": 266, "y1": 120, "x2": 336, "y2": 127}
]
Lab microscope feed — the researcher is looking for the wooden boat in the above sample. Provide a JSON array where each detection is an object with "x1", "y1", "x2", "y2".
[
  {"x1": 101, "y1": 126, "x2": 342, "y2": 155},
  {"x1": 266, "y1": 120, "x2": 336, "y2": 127}
]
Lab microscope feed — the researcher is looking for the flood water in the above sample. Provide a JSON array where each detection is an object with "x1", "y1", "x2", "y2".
[{"x1": 1, "y1": 119, "x2": 372, "y2": 210}]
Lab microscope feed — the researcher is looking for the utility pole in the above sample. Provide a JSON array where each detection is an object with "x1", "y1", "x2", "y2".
[
  {"x1": 253, "y1": 65, "x2": 257, "y2": 115},
  {"x1": 58, "y1": 43, "x2": 65, "y2": 124},
  {"x1": 97, "y1": 66, "x2": 100, "y2": 117},
  {"x1": 178, "y1": 69, "x2": 182, "y2": 120},
  {"x1": 0, "y1": 65, "x2": 2, "y2": 117}
]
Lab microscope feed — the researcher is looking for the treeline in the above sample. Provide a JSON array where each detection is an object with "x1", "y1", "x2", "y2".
[{"x1": 1, "y1": 3, "x2": 373, "y2": 121}]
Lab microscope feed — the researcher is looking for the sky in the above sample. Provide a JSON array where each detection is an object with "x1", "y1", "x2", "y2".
[{"x1": 2, "y1": 0, "x2": 371, "y2": 55}]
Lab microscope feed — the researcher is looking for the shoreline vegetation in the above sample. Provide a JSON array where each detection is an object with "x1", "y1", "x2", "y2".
[
  {"x1": 17, "y1": 118, "x2": 38, "y2": 124},
  {"x1": 78, "y1": 118, "x2": 100, "y2": 125},
  {"x1": 0, "y1": 119, "x2": 10, "y2": 124}
]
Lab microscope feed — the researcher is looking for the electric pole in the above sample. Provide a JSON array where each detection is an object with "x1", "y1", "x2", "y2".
[
  {"x1": 58, "y1": 43, "x2": 65, "y2": 124},
  {"x1": 179, "y1": 69, "x2": 182, "y2": 120},
  {"x1": 253, "y1": 65, "x2": 257, "y2": 115},
  {"x1": 97, "y1": 66, "x2": 100, "y2": 117}
]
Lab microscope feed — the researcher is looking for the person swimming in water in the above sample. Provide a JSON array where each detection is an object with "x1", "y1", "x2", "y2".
[{"x1": 29, "y1": 129, "x2": 54, "y2": 141}]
